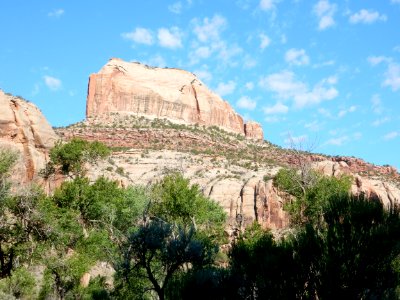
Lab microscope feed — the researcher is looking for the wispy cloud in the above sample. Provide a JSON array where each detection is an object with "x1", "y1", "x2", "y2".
[
  {"x1": 158, "y1": 27, "x2": 183, "y2": 49},
  {"x1": 237, "y1": 96, "x2": 256, "y2": 110},
  {"x1": 245, "y1": 82, "x2": 254, "y2": 90},
  {"x1": 324, "y1": 136, "x2": 349, "y2": 146},
  {"x1": 48, "y1": 9, "x2": 64, "y2": 18},
  {"x1": 194, "y1": 68, "x2": 213, "y2": 83},
  {"x1": 313, "y1": 0, "x2": 337, "y2": 30},
  {"x1": 259, "y1": 0, "x2": 278, "y2": 11},
  {"x1": 44, "y1": 76, "x2": 61, "y2": 91},
  {"x1": 338, "y1": 105, "x2": 356, "y2": 118},
  {"x1": 121, "y1": 27, "x2": 154, "y2": 45},
  {"x1": 383, "y1": 62, "x2": 400, "y2": 91},
  {"x1": 144, "y1": 54, "x2": 167, "y2": 68},
  {"x1": 305, "y1": 120, "x2": 323, "y2": 132},
  {"x1": 349, "y1": 9, "x2": 387, "y2": 24},
  {"x1": 259, "y1": 33, "x2": 271, "y2": 50},
  {"x1": 263, "y1": 102, "x2": 288, "y2": 114},
  {"x1": 168, "y1": 2, "x2": 183, "y2": 14},
  {"x1": 285, "y1": 48, "x2": 310, "y2": 66},
  {"x1": 383, "y1": 131, "x2": 399, "y2": 140},
  {"x1": 259, "y1": 70, "x2": 338, "y2": 108},
  {"x1": 367, "y1": 55, "x2": 391, "y2": 66},
  {"x1": 372, "y1": 117, "x2": 390, "y2": 127},
  {"x1": 371, "y1": 94, "x2": 384, "y2": 114},
  {"x1": 215, "y1": 80, "x2": 236, "y2": 96},
  {"x1": 192, "y1": 15, "x2": 226, "y2": 43}
]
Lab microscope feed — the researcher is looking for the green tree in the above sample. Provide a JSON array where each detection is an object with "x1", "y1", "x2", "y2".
[
  {"x1": 44, "y1": 138, "x2": 110, "y2": 178},
  {"x1": 117, "y1": 220, "x2": 216, "y2": 300},
  {"x1": 274, "y1": 168, "x2": 352, "y2": 227},
  {"x1": 150, "y1": 172, "x2": 226, "y2": 242},
  {"x1": 114, "y1": 173, "x2": 226, "y2": 299}
]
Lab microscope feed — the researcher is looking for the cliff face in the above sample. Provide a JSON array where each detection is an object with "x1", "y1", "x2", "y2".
[
  {"x1": 0, "y1": 90, "x2": 58, "y2": 184},
  {"x1": 86, "y1": 58, "x2": 263, "y2": 140}
]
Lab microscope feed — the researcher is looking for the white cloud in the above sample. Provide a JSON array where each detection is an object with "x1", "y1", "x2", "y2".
[
  {"x1": 145, "y1": 54, "x2": 167, "y2": 68},
  {"x1": 195, "y1": 46, "x2": 211, "y2": 59},
  {"x1": 217, "y1": 42, "x2": 243, "y2": 66},
  {"x1": 259, "y1": 33, "x2": 271, "y2": 50},
  {"x1": 259, "y1": 0, "x2": 278, "y2": 11},
  {"x1": 237, "y1": 96, "x2": 256, "y2": 110},
  {"x1": 338, "y1": 105, "x2": 356, "y2": 118},
  {"x1": 313, "y1": 0, "x2": 337, "y2": 30},
  {"x1": 392, "y1": 0, "x2": 400, "y2": 3},
  {"x1": 394, "y1": 45, "x2": 400, "y2": 52},
  {"x1": 158, "y1": 27, "x2": 183, "y2": 49},
  {"x1": 243, "y1": 55, "x2": 257, "y2": 69},
  {"x1": 215, "y1": 80, "x2": 236, "y2": 96},
  {"x1": 367, "y1": 56, "x2": 391, "y2": 66},
  {"x1": 265, "y1": 116, "x2": 282, "y2": 123},
  {"x1": 305, "y1": 120, "x2": 323, "y2": 132},
  {"x1": 192, "y1": 15, "x2": 227, "y2": 43},
  {"x1": 121, "y1": 27, "x2": 154, "y2": 45},
  {"x1": 383, "y1": 131, "x2": 399, "y2": 140},
  {"x1": 168, "y1": 2, "x2": 183, "y2": 14},
  {"x1": 371, "y1": 94, "x2": 384, "y2": 114},
  {"x1": 372, "y1": 117, "x2": 390, "y2": 127},
  {"x1": 325, "y1": 136, "x2": 349, "y2": 146},
  {"x1": 313, "y1": 60, "x2": 335, "y2": 68},
  {"x1": 245, "y1": 82, "x2": 254, "y2": 90},
  {"x1": 48, "y1": 9, "x2": 64, "y2": 18},
  {"x1": 194, "y1": 68, "x2": 213, "y2": 82},
  {"x1": 44, "y1": 76, "x2": 61, "y2": 91},
  {"x1": 284, "y1": 135, "x2": 308, "y2": 146},
  {"x1": 259, "y1": 70, "x2": 338, "y2": 108},
  {"x1": 318, "y1": 107, "x2": 333, "y2": 118},
  {"x1": 285, "y1": 48, "x2": 310, "y2": 66},
  {"x1": 263, "y1": 102, "x2": 288, "y2": 114},
  {"x1": 349, "y1": 9, "x2": 387, "y2": 24},
  {"x1": 383, "y1": 62, "x2": 400, "y2": 91}
]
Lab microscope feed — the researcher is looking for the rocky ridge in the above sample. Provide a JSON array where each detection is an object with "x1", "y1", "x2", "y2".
[
  {"x1": 86, "y1": 58, "x2": 263, "y2": 140},
  {"x1": 56, "y1": 115, "x2": 400, "y2": 230}
]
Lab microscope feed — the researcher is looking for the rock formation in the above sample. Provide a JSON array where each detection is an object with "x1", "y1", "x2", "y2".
[
  {"x1": 0, "y1": 90, "x2": 58, "y2": 185},
  {"x1": 86, "y1": 58, "x2": 263, "y2": 140}
]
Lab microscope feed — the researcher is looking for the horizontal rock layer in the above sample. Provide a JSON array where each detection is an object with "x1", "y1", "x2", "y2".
[{"x1": 86, "y1": 58, "x2": 263, "y2": 140}]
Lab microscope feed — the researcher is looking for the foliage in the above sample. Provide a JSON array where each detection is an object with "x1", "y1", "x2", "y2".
[
  {"x1": 46, "y1": 138, "x2": 110, "y2": 177},
  {"x1": 0, "y1": 267, "x2": 37, "y2": 299},
  {"x1": 0, "y1": 149, "x2": 18, "y2": 180},
  {"x1": 274, "y1": 168, "x2": 352, "y2": 227},
  {"x1": 116, "y1": 219, "x2": 217, "y2": 300},
  {"x1": 0, "y1": 187, "x2": 51, "y2": 278},
  {"x1": 150, "y1": 172, "x2": 226, "y2": 241}
]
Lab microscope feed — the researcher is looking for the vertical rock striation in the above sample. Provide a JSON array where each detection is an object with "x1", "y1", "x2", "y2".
[
  {"x1": 86, "y1": 58, "x2": 264, "y2": 140},
  {"x1": 0, "y1": 90, "x2": 58, "y2": 185}
]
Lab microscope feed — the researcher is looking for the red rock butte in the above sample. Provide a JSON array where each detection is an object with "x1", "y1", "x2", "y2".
[{"x1": 86, "y1": 58, "x2": 264, "y2": 140}]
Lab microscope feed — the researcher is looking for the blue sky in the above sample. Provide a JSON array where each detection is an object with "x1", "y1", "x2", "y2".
[{"x1": 1, "y1": 0, "x2": 399, "y2": 169}]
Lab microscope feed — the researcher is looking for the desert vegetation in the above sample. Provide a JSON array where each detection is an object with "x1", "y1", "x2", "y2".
[{"x1": 0, "y1": 141, "x2": 399, "y2": 299}]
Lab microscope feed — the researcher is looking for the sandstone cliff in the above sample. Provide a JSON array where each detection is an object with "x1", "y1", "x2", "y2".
[
  {"x1": 0, "y1": 90, "x2": 58, "y2": 185},
  {"x1": 86, "y1": 58, "x2": 263, "y2": 140}
]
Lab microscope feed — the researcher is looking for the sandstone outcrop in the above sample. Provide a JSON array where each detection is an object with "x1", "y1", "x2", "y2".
[
  {"x1": 0, "y1": 90, "x2": 58, "y2": 185},
  {"x1": 86, "y1": 58, "x2": 263, "y2": 140},
  {"x1": 313, "y1": 160, "x2": 400, "y2": 208}
]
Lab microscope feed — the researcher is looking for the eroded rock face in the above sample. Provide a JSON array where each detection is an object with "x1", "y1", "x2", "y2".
[
  {"x1": 244, "y1": 121, "x2": 264, "y2": 140},
  {"x1": 0, "y1": 90, "x2": 58, "y2": 185},
  {"x1": 86, "y1": 58, "x2": 263, "y2": 140},
  {"x1": 313, "y1": 160, "x2": 400, "y2": 208}
]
